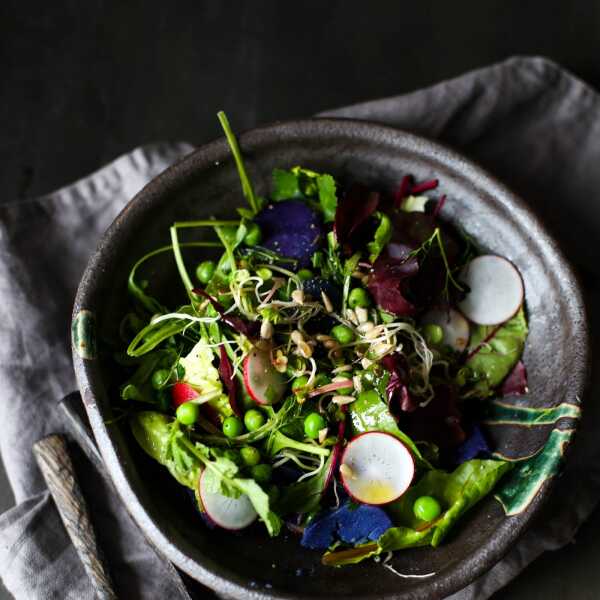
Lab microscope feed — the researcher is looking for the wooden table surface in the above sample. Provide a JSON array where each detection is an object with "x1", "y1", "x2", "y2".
[{"x1": 1, "y1": 1, "x2": 599, "y2": 598}]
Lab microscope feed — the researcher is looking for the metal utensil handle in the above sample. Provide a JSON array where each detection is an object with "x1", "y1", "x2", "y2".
[{"x1": 33, "y1": 434, "x2": 118, "y2": 600}]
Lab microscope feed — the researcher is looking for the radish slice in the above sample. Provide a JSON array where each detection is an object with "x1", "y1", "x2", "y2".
[
  {"x1": 243, "y1": 347, "x2": 286, "y2": 405},
  {"x1": 199, "y1": 470, "x2": 257, "y2": 530},
  {"x1": 171, "y1": 382, "x2": 198, "y2": 408},
  {"x1": 421, "y1": 307, "x2": 470, "y2": 352},
  {"x1": 340, "y1": 432, "x2": 414, "y2": 505},
  {"x1": 458, "y1": 255, "x2": 524, "y2": 326}
]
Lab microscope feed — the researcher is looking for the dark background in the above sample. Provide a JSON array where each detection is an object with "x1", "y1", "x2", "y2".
[{"x1": 1, "y1": 1, "x2": 600, "y2": 598}]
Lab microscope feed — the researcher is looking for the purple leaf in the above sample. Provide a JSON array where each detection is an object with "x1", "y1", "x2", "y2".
[
  {"x1": 381, "y1": 353, "x2": 418, "y2": 413},
  {"x1": 192, "y1": 289, "x2": 259, "y2": 339},
  {"x1": 401, "y1": 384, "x2": 466, "y2": 449},
  {"x1": 501, "y1": 361, "x2": 529, "y2": 396},
  {"x1": 367, "y1": 252, "x2": 419, "y2": 316},
  {"x1": 334, "y1": 184, "x2": 380, "y2": 251},
  {"x1": 254, "y1": 200, "x2": 323, "y2": 267},
  {"x1": 431, "y1": 194, "x2": 446, "y2": 220},
  {"x1": 300, "y1": 502, "x2": 392, "y2": 550},
  {"x1": 218, "y1": 347, "x2": 242, "y2": 417},
  {"x1": 393, "y1": 175, "x2": 413, "y2": 208}
]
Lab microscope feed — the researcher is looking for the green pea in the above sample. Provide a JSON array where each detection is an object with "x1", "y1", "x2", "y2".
[
  {"x1": 240, "y1": 446, "x2": 261, "y2": 467},
  {"x1": 297, "y1": 268, "x2": 313, "y2": 281},
  {"x1": 222, "y1": 416, "x2": 244, "y2": 438},
  {"x1": 256, "y1": 267, "x2": 272, "y2": 281},
  {"x1": 244, "y1": 409, "x2": 265, "y2": 432},
  {"x1": 244, "y1": 223, "x2": 262, "y2": 247},
  {"x1": 331, "y1": 324, "x2": 355, "y2": 345},
  {"x1": 413, "y1": 496, "x2": 442, "y2": 521},
  {"x1": 251, "y1": 463, "x2": 272, "y2": 484},
  {"x1": 151, "y1": 369, "x2": 170, "y2": 390},
  {"x1": 423, "y1": 323, "x2": 444, "y2": 346},
  {"x1": 121, "y1": 384, "x2": 139, "y2": 401},
  {"x1": 195, "y1": 260, "x2": 216, "y2": 284},
  {"x1": 292, "y1": 375, "x2": 309, "y2": 394},
  {"x1": 348, "y1": 287, "x2": 371, "y2": 309},
  {"x1": 176, "y1": 402, "x2": 199, "y2": 426},
  {"x1": 304, "y1": 412, "x2": 327, "y2": 440}
]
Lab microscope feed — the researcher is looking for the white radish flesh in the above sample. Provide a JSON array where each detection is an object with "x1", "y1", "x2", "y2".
[
  {"x1": 243, "y1": 347, "x2": 286, "y2": 405},
  {"x1": 422, "y1": 307, "x2": 470, "y2": 352},
  {"x1": 199, "y1": 470, "x2": 257, "y2": 530},
  {"x1": 458, "y1": 255, "x2": 524, "y2": 326},
  {"x1": 340, "y1": 432, "x2": 415, "y2": 505}
]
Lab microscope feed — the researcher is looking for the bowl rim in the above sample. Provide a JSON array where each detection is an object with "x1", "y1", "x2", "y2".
[{"x1": 72, "y1": 117, "x2": 589, "y2": 600}]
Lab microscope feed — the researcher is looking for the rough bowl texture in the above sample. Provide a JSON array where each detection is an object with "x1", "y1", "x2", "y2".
[{"x1": 72, "y1": 119, "x2": 588, "y2": 600}]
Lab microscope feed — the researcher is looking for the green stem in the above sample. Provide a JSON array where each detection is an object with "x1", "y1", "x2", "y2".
[
  {"x1": 170, "y1": 226, "x2": 194, "y2": 292},
  {"x1": 129, "y1": 241, "x2": 221, "y2": 313},
  {"x1": 217, "y1": 111, "x2": 259, "y2": 215},
  {"x1": 268, "y1": 431, "x2": 331, "y2": 458},
  {"x1": 433, "y1": 228, "x2": 464, "y2": 292},
  {"x1": 173, "y1": 220, "x2": 240, "y2": 229}
]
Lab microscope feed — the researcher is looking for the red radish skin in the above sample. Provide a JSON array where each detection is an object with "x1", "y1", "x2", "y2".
[
  {"x1": 171, "y1": 382, "x2": 199, "y2": 408},
  {"x1": 199, "y1": 470, "x2": 257, "y2": 531},
  {"x1": 339, "y1": 432, "x2": 415, "y2": 506}
]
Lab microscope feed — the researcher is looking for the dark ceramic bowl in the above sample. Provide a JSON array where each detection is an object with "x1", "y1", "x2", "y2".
[{"x1": 72, "y1": 119, "x2": 588, "y2": 599}]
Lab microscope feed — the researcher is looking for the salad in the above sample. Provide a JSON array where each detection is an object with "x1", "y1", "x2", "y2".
[{"x1": 117, "y1": 113, "x2": 528, "y2": 567}]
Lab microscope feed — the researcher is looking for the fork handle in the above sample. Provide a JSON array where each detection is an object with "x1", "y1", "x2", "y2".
[{"x1": 33, "y1": 434, "x2": 118, "y2": 600}]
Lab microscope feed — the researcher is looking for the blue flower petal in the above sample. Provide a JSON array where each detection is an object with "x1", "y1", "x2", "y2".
[
  {"x1": 452, "y1": 425, "x2": 490, "y2": 465},
  {"x1": 301, "y1": 502, "x2": 392, "y2": 550}
]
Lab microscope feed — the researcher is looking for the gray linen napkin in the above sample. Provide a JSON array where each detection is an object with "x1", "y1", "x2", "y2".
[{"x1": 1, "y1": 56, "x2": 599, "y2": 599}]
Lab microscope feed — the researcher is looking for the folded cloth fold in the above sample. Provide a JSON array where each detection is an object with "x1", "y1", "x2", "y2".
[{"x1": 1, "y1": 56, "x2": 600, "y2": 599}]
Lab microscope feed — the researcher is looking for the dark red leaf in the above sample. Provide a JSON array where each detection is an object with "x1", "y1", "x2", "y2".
[
  {"x1": 334, "y1": 184, "x2": 380, "y2": 250},
  {"x1": 432, "y1": 194, "x2": 446, "y2": 220},
  {"x1": 218, "y1": 346, "x2": 242, "y2": 417},
  {"x1": 401, "y1": 384, "x2": 466, "y2": 449},
  {"x1": 381, "y1": 353, "x2": 418, "y2": 413},
  {"x1": 367, "y1": 252, "x2": 419, "y2": 316},
  {"x1": 192, "y1": 289, "x2": 259, "y2": 339},
  {"x1": 410, "y1": 179, "x2": 439, "y2": 194},
  {"x1": 501, "y1": 361, "x2": 529, "y2": 396}
]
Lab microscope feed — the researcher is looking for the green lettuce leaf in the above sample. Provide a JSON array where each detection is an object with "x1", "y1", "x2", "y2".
[
  {"x1": 465, "y1": 308, "x2": 528, "y2": 397},
  {"x1": 349, "y1": 390, "x2": 431, "y2": 469},
  {"x1": 271, "y1": 167, "x2": 337, "y2": 222},
  {"x1": 366, "y1": 212, "x2": 392, "y2": 263},
  {"x1": 131, "y1": 411, "x2": 282, "y2": 535},
  {"x1": 272, "y1": 168, "x2": 303, "y2": 200},
  {"x1": 276, "y1": 451, "x2": 335, "y2": 515},
  {"x1": 131, "y1": 412, "x2": 202, "y2": 489},
  {"x1": 323, "y1": 459, "x2": 511, "y2": 566}
]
